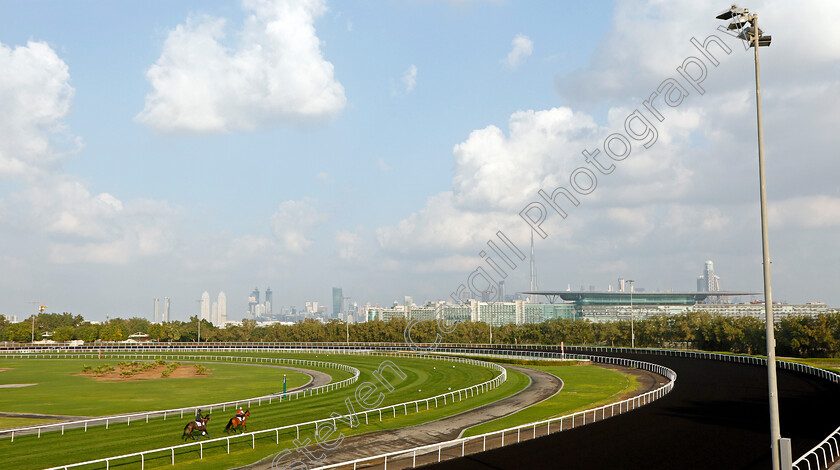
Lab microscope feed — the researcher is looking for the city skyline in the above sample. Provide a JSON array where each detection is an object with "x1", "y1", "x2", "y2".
[{"x1": 0, "y1": 1, "x2": 838, "y2": 321}]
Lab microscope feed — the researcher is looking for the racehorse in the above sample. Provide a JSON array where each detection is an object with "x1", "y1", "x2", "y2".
[
  {"x1": 225, "y1": 410, "x2": 250, "y2": 434},
  {"x1": 182, "y1": 414, "x2": 210, "y2": 441}
]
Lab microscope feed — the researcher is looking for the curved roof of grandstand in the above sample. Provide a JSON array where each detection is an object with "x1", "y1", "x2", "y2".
[{"x1": 522, "y1": 291, "x2": 759, "y2": 306}]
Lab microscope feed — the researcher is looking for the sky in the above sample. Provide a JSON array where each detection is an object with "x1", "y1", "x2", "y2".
[{"x1": 0, "y1": 0, "x2": 838, "y2": 322}]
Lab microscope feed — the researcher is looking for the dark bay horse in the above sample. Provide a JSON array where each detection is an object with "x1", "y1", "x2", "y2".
[
  {"x1": 225, "y1": 410, "x2": 249, "y2": 434},
  {"x1": 182, "y1": 414, "x2": 210, "y2": 441}
]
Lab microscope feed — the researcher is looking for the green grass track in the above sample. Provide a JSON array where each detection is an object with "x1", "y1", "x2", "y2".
[
  {"x1": 0, "y1": 353, "x2": 511, "y2": 469},
  {"x1": 464, "y1": 364, "x2": 639, "y2": 436},
  {"x1": 0, "y1": 359, "x2": 311, "y2": 416}
]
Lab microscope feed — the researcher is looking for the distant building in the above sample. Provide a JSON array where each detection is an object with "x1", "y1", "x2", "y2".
[
  {"x1": 697, "y1": 260, "x2": 723, "y2": 303},
  {"x1": 163, "y1": 297, "x2": 170, "y2": 322},
  {"x1": 332, "y1": 287, "x2": 343, "y2": 318},
  {"x1": 249, "y1": 287, "x2": 260, "y2": 315},
  {"x1": 154, "y1": 298, "x2": 160, "y2": 323},
  {"x1": 697, "y1": 260, "x2": 722, "y2": 292},
  {"x1": 265, "y1": 287, "x2": 273, "y2": 315},
  {"x1": 201, "y1": 291, "x2": 211, "y2": 321},
  {"x1": 217, "y1": 292, "x2": 227, "y2": 325}
]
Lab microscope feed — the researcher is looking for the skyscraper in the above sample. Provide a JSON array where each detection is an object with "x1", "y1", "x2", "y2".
[
  {"x1": 697, "y1": 260, "x2": 722, "y2": 303},
  {"x1": 201, "y1": 291, "x2": 210, "y2": 321},
  {"x1": 248, "y1": 287, "x2": 260, "y2": 315},
  {"x1": 265, "y1": 287, "x2": 273, "y2": 315},
  {"x1": 218, "y1": 292, "x2": 227, "y2": 325},
  {"x1": 332, "y1": 287, "x2": 343, "y2": 318},
  {"x1": 154, "y1": 298, "x2": 160, "y2": 323},
  {"x1": 697, "y1": 260, "x2": 722, "y2": 292},
  {"x1": 163, "y1": 297, "x2": 170, "y2": 322}
]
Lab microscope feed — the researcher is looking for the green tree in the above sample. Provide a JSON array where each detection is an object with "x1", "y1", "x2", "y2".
[
  {"x1": 53, "y1": 326, "x2": 76, "y2": 342},
  {"x1": 75, "y1": 324, "x2": 100, "y2": 342},
  {"x1": 99, "y1": 323, "x2": 126, "y2": 341},
  {"x1": 7, "y1": 321, "x2": 38, "y2": 342}
]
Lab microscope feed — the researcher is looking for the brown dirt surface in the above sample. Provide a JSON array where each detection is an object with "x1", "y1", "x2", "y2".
[
  {"x1": 73, "y1": 364, "x2": 211, "y2": 382},
  {"x1": 0, "y1": 368, "x2": 10, "y2": 372}
]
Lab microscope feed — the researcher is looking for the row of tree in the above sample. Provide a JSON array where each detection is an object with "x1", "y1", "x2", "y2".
[{"x1": 2, "y1": 311, "x2": 839, "y2": 358}]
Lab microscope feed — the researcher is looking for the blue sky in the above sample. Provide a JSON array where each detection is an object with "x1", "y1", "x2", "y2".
[{"x1": 1, "y1": 1, "x2": 838, "y2": 321}]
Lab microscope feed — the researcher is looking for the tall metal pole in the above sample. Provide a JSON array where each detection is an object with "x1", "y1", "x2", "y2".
[
  {"x1": 752, "y1": 14, "x2": 781, "y2": 470},
  {"x1": 628, "y1": 280, "x2": 635, "y2": 348}
]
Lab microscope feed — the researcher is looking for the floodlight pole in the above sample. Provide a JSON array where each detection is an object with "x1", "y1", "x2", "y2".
[
  {"x1": 627, "y1": 280, "x2": 635, "y2": 348},
  {"x1": 751, "y1": 13, "x2": 782, "y2": 470}
]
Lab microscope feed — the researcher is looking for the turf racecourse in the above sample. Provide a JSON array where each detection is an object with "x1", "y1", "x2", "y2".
[
  {"x1": 0, "y1": 352, "x2": 513, "y2": 469},
  {"x1": 0, "y1": 359, "x2": 311, "y2": 416}
]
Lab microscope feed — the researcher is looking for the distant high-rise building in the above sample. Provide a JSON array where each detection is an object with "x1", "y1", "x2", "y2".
[
  {"x1": 218, "y1": 292, "x2": 227, "y2": 325},
  {"x1": 618, "y1": 278, "x2": 626, "y2": 293},
  {"x1": 265, "y1": 287, "x2": 273, "y2": 315},
  {"x1": 499, "y1": 281, "x2": 506, "y2": 301},
  {"x1": 248, "y1": 287, "x2": 260, "y2": 315},
  {"x1": 333, "y1": 287, "x2": 343, "y2": 318},
  {"x1": 698, "y1": 260, "x2": 723, "y2": 303},
  {"x1": 154, "y1": 298, "x2": 160, "y2": 323},
  {"x1": 201, "y1": 291, "x2": 211, "y2": 321},
  {"x1": 697, "y1": 260, "x2": 722, "y2": 292},
  {"x1": 163, "y1": 297, "x2": 170, "y2": 322}
]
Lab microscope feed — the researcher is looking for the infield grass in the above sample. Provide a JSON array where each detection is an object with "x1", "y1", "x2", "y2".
[
  {"x1": 0, "y1": 359, "x2": 311, "y2": 416},
  {"x1": 0, "y1": 353, "x2": 509, "y2": 469},
  {"x1": 463, "y1": 364, "x2": 638, "y2": 436}
]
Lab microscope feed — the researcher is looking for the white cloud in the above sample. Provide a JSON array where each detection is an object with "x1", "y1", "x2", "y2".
[
  {"x1": 270, "y1": 199, "x2": 326, "y2": 254},
  {"x1": 402, "y1": 64, "x2": 418, "y2": 93},
  {"x1": 0, "y1": 40, "x2": 178, "y2": 266},
  {"x1": 504, "y1": 34, "x2": 532, "y2": 69},
  {"x1": 376, "y1": 158, "x2": 391, "y2": 172},
  {"x1": 137, "y1": 0, "x2": 346, "y2": 133},
  {"x1": 769, "y1": 196, "x2": 840, "y2": 228},
  {"x1": 0, "y1": 41, "x2": 78, "y2": 181},
  {"x1": 374, "y1": 1, "x2": 840, "y2": 305},
  {"x1": 334, "y1": 230, "x2": 362, "y2": 261}
]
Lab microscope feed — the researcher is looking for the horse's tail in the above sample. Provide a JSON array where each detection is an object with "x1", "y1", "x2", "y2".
[
  {"x1": 182, "y1": 423, "x2": 190, "y2": 440},
  {"x1": 225, "y1": 418, "x2": 233, "y2": 432}
]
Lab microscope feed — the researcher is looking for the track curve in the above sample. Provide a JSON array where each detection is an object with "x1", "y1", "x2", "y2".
[{"x1": 426, "y1": 351, "x2": 840, "y2": 470}]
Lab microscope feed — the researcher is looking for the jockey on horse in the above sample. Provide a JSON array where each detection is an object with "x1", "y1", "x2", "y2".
[
  {"x1": 183, "y1": 410, "x2": 210, "y2": 441},
  {"x1": 225, "y1": 407, "x2": 250, "y2": 434}
]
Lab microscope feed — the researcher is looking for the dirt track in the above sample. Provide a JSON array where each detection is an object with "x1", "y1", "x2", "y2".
[{"x1": 426, "y1": 351, "x2": 840, "y2": 470}]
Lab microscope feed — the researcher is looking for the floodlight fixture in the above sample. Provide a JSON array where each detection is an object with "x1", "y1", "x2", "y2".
[
  {"x1": 715, "y1": 5, "x2": 747, "y2": 20},
  {"x1": 715, "y1": 4, "x2": 782, "y2": 470}
]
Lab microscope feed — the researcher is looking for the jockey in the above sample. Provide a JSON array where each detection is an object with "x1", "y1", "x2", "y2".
[
  {"x1": 236, "y1": 407, "x2": 246, "y2": 420},
  {"x1": 195, "y1": 408, "x2": 203, "y2": 426}
]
